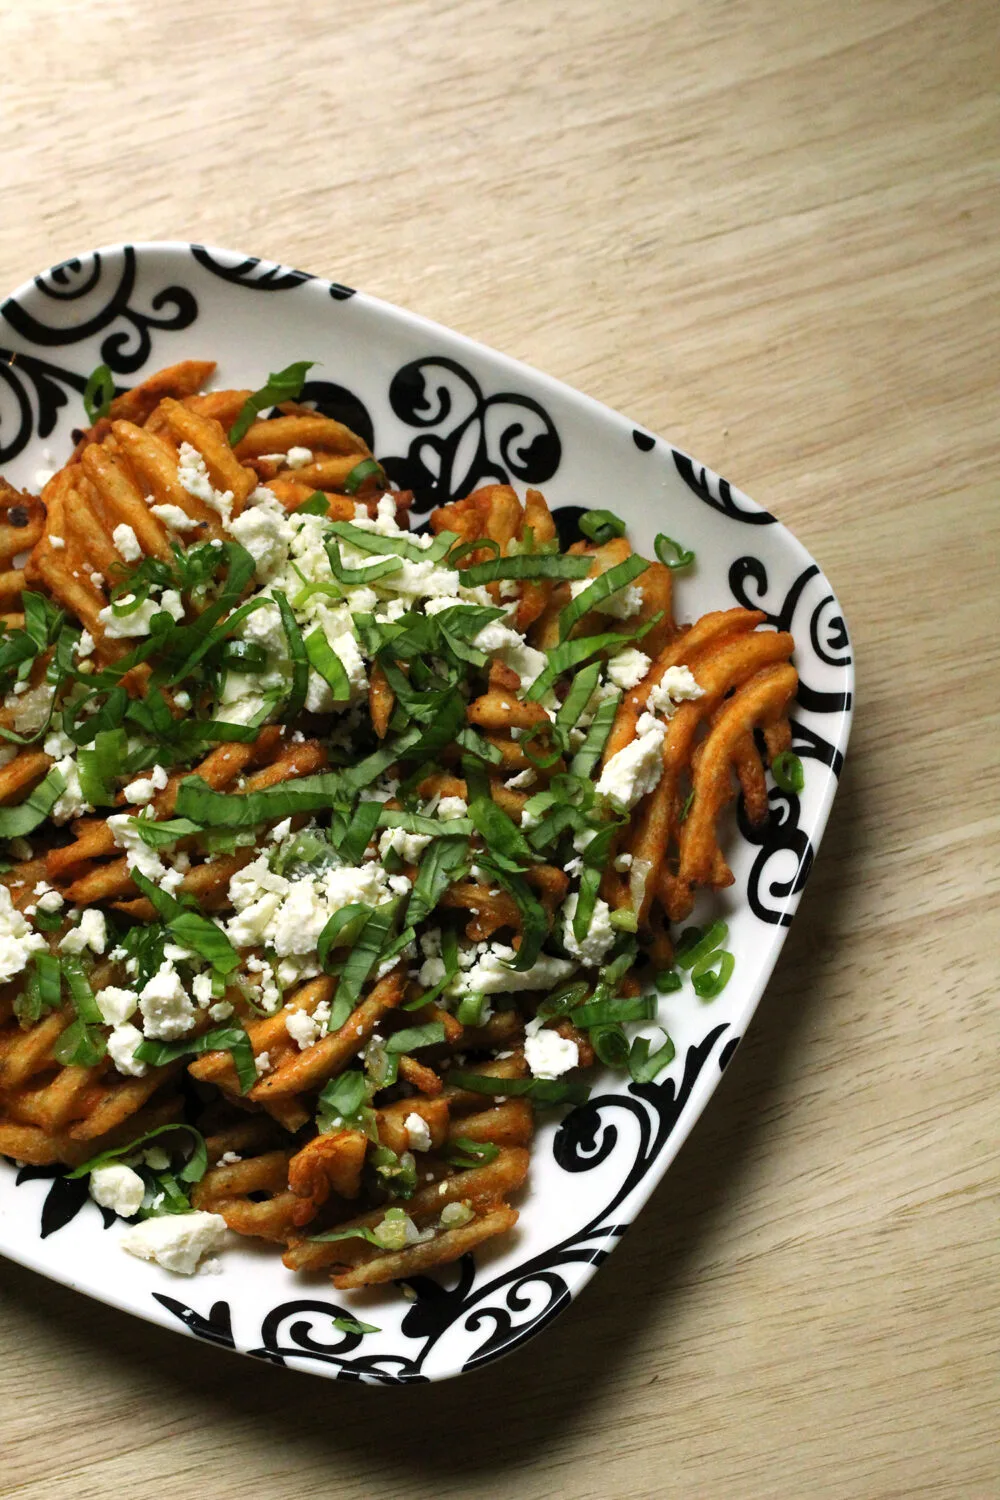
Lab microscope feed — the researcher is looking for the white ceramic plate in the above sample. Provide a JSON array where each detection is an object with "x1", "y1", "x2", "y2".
[{"x1": 0, "y1": 242, "x2": 853, "y2": 1383}]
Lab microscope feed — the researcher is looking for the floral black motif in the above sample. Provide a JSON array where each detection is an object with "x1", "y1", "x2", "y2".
[{"x1": 672, "y1": 450, "x2": 776, "y2": 524}]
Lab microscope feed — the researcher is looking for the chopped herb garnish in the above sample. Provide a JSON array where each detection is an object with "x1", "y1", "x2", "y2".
[
  {"x1": 653, "y1": 533, "x2": 695, "y2": 570},
  {"x1": 772, "y1": 750, "x2": 805, "y2": 794},
  {"x1": 83, "y1": 363, "x2": 115, "y2": 425},
  {"x1": 228, "y1": 360, "x2": 315, "y2": 445}
]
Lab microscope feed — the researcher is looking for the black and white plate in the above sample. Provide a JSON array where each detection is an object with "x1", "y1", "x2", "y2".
[{"x1": 0, "y1": 243, "x2": 853, "y2": 1383}]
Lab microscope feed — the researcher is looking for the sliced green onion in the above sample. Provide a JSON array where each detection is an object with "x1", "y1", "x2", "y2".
[
  {"x1": 332, "y1": 1316, "x2": 380, "y2": 1335},
  {"x1": 653, "y1": 533, "x2": 695, "y2": 570},
  {"x1": 557, "y1": 555, "x2": 649, "y2": 642},
  {"x1": 579, "y1": 509, "x2": 627, "y2": 544},
  {"x1": 130, "y1": 871, "x2": 240, "y2": 976},
  {"x1": 655, "y1": 968, "x2": 682, "y2": 993},
  {"x1": 628, "y1": 1030, "x2": 676, "y2": 1084},
  {"x1": 675, "y1": 920, "x2": 727, "y2": 971},
  {"x1": 572, "y1": 993, "x2": 656, "y2": 1028},
  {"x1": 772, "y1": 750, "x2": 804, "y2": 794},
  {"x1": 455, "y1": 994, "x2": 488, "y2": 1027},
  {"x1": 458, "y1": 554, "x2": 593, "y2": 588},
  {"x1": 229, "y1": 361, "x2": 315, "y2": 446},
  {"x1": 271, "y1": 590, "x2": 308, "y2": 721},
  {"x1": 467, "y1": 793, "x2": 533, "y2": 874},
  {"x1": 555, "y1": 661, "x2": 603, "y2": 733},
  {"x1": 343, "y1": 458, "x2": 385, "y2": 495},
  {"x1": 589, "y1": 1022, "x2": 630, "y2": 1068},
  {"x1": 83, "y1": 363, "x2": 115, "y2": 425},
  {"x1": 35, "y1": 952, "x2": 62, "y2": 1011},
  {"x1": 692, "y1": 949, "x2": 735, "y2": 999},
  {"x1": 572, "y1": 865, "x2": 602, "y2": 946},
  {"x1": 77, "y1": 727, "x2": 127, "y2": 808},
  {"x1": 316, "y1": 903, "x2": 373, "y2": 972},
  {"x1": 53, "y1": 1017, "x2": 106, "y2": 1067},
  {"x1": 678, "y1": 788, "x2": 695, "y2": 823},
  {"x1": 609, "y1": 908, "x2": 638, "y2": 932},
  {"x1": 442, "y1": 1137, "x2": 500, "y2": 1170},
  {"x1": 447, "y1": 537, "x2": 500, "y2": 568}
]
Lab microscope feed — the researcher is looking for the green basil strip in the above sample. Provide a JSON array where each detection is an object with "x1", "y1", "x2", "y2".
[
  {"x1": 378, "y1": 808, "x2": 474, "y2": 840},
  {"x1": 129, "y1": 816, "x2": 203, "y2": 849},
  {"x1": 328, "y1": 901, "x2": 399, "y2": 1012},
  {"x1": 555, "y1": 661, "x2": 603, "y2": 733},
  {"x1": 83, "y1": 363, "x2": 115, "y2": 425},
  {"x1": 629, "y1": 1030, "x2": 676, "y2": 1084},
  {"x1": 335, "y1": 801, "x2": 383, "y2": 865},
  {"x1": 579, "y1": 509, "x2": 627, "y2": 544},
  {"x1": 130, "y1": 870, "x2": 240, "y2": 975},
  {"x1": 406, "y1": 835, "x2": 469, "y2": 927},
  {"x1": 53, "y1": 1017, "x2": 107, "y2": 1067},
  {"x1": 272, "y1": 590, "x2": 308, "y2": 721},
  {"x1": 304, "y1": 627, "x2": 352, "y2": 702},
  {"x1": 77, "y1": 727, "x2": 128, "y2": 808},
  {"x1": 327, "y1": 520, "x2": 432, "y2": 565},
  {"x1": 134, "y1": 1025, "x2": 258, "y2": 1094},
  {"x1": 403, "y1": 934, "x2": 460, "y2": 1012},
  {"x1": 317, "y1": 1069, "x2": 368, "y2": 1128},
  {"x1": 454, "y1": 727, "x2": 503, "y2": 765},
  {"x1": 343, "y1": 458, "x2": 385, "y2": 495},
  {"x1": 228, "y1": 360, "x2": 315, "y2": 446},
  {"x1": 67, "y1": 1123, "x2": 208, "y2": 1183},
  {"x1": 442, "y1": 1137, "x2": 500, "y2": 1169},
  {"x1": 573, "y1": 992, "x2": 657, "y2": 1028},
  {"x1": 174, "y1": 771, "x2": 347, "y2": 828},
  {"x1": 653, "y1": 533, "x2": 695, "y2": 570},
  {"x1": 557, "y1": 555, "x2": 649, "y2": 642},
  {"x1": 297, "y1": 491, "x2": 331, "y2": 516},
  {"x1": 569, "y1": 688, "x2": 622, "y2": 777},
  {"x1": 317, "y1": 903, "x2": 372, "y2": 972},
  {"x1": 332, "y1": 1316, "x2": 381, "y2": 1336},
  {"x1": 468, "y1": 793, "x2": 534, "y2": 873},
  {"x1": 385, "y1": 1021, "x2": 446, "y2": 1054},
  {"x1": 216, "y1": 640, "x2": 268, "y2": 672},
  {"x1": 447, "y1": 1070, "x2": 591, "y2": 1107},
  {"x1": 61, "y1": 956, "x2": 104, "y2": 1025},
  {"x1": 458, "y1": 553, "x2": 593, "y2": 588},
  {"x1": 526, "y1": 628, "x2": 651, "y2": 704},
  {"x1": 471, "y1": 857, "x2": 547, "y2": 971},
  {"x1": 0, "y1": 767, "x2": 66, "y2": 838},
  {"x1": 325, "y1": 536, "x2": 402, "y2": 586}
]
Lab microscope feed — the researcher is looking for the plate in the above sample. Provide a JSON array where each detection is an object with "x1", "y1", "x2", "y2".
[{"x1": 0, "y1": 242, "x2": 853, "y2": 1383}]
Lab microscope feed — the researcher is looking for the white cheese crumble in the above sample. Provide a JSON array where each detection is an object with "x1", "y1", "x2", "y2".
[
  {"x1": 94, "y1": 984, "x2": 139, "y2": 1026},
  {"x1": 107, "y1": 1022, "x2": 147, "y2": 1076},
  {"x1": 607, "y1": 647, "x2": 652, "y2": 691},
  {"x1": 568, "y1": 578, "x2": 643, "y2": 620},
  {"x1": 48, "y1": 754, "x2": 92, "y2": 824},
  {"x1": 176, "y1": 442, "x2": 234, "y2": 524},
  {"x1": 472, "y1": 620, "x2": 548, "y2": 689},
  {"x1": 89, "y1": 1164, "x2": 145, "y2": 1218},
  {"x1": 436, "y1": 795, "x2": 468, "y2": 821},
  {"x1": 378, "y1": 827, "x2": 432, "y2": 864},
  {"x1": 59, "y1": 908, "x2": 107, "y2": 956},
  {"x1": 112, "y1": 523, "x2": 143, "y2": 563},
  {"x1": 285, "y1": 1008, "x2": 321, "y2": 1051},
  {"x1": 0, "y1": 885, "x2": 47, "y2": 982},
  {"x1": 286, "y1": 446, "x2": 312, "y2": 468},
  {"x1": 48, "y1": 534, "x2": 65, "y2": 549},
  {"x1": 561, "y1": 893, "x2": 617, "y2": 967},
  {"x1": 123, "y1": 764, "x2": 169, "y2": 805},
  {"x1": 76, "y1": 630, "x2": 95, "y2": 659},
  {"x1": 404, "y1": 1112, "x2": 433, "y2": 1152},
  {"x1": 108, "y1": 812, "x2": 167, "y2": 882},
  {"x1": 138, "y1": 961, "x2": 197, "y2": 1040},
  {"x1": 595, "y1": 711, "x2": 666, "y2": 810},
  {"x1": 119, "y1": 1210, "x2": 228, "y2": 1275},
  {"x1": 462, "y1": 944, "x2": 576, "y2": 995},
  {"x1": 524, "y1": 1028, "x2": 579, "y2": 1080},
  {"x1": 150, "y1": 502, "x2": 200, "y2": 533},
  {"x1": 646, "y1": 664, "x2": 705, "y2": 716}
]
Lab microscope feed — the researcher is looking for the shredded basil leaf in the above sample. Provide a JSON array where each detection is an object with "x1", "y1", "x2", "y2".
[
  {"x1": 385, "y1": 1022, "x2": 446, "y2": 1054},
  {"x1": 134, "y1": 1025, "x2": 258, "y2": 1094},
  {"x1": 557, "y1": 554, "x2": 648, "y2": 641},
  {"x1": 447, "y1": 1070, "x2": 590, "y2": 1107},
  {"x1": 67, "y1": 1123, "x2": 207, "y2": 1183},
  {"x1": 229, "y1": 360, "x2": 315, "y2": 445},
  {"x1": 458, "y1": 553, "x2": 592, "y2": 587},
  {"x1": 0, "y1": 767, "x2": 66, "y2": 838},
  {"x1": 83, "y1": 363, "x2": 115, "y2": 425}
]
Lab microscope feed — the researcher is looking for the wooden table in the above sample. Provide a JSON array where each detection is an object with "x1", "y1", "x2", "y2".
[{"x1": 0, "y1": 1, "x2": 996, "y2": 1495}]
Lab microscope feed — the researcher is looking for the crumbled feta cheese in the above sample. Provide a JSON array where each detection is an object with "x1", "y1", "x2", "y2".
[
  {"x1": 107, "y1": 1022, "x2": 147, "y2": 1077},
  {"x1": 595, "y1": 711, "x2": 666, "y2": 810},
  {"x1": 119, "y1": 1210, "x2": 228, "y2": 1274},
  {"x1": 75, "y1": 630, "x2": 95, "y2": 659},
  {"x1": 59, "y1": 907, "x2": 107, "y2": 956},
  {"x1": 226, "y1": 492, "x2": 294, "y2": 581},
  {"x1": 191, "y1": 972, "x2": 214, "y2": 1008},
  {"x1": 122, "y1": 764, "x2": 169, "y2": 805},
  {"x1": 208, "y1": 1000, "x2": 233, "y2": 1021},
  {"x1": 436, "y1": 795, "x2": 468, "y2": 821},
  {"x1": 568, "y1": 577, "x2": 643, "y2": 620},
  {"x1": 505, "y1": 768, "x2": 537, "y2": 790},
  {"x1": 108, "y1": 812, "x2": 167, "y2": 882},
  {"x1": 404, "y1": 1112, "x2": 433, "y2": 1152},
  {"x1": 150, "y1": 502, "x2": 200, "y2": 533},
  {"x1": 48, "y1": 534, "x2": 65, "y2": 550},
  {"x1": 97, "y1": 594, "x2": 160, "y2": 639},
  {"x1": 0, "y1": 885, "x2": 47, "y2": 981},
  {"x1": 646, "y1": 665, "x2": 705, "y2": 717},
  {"x1": 89, "y1": 1164, "x2": 145, "y2": 1218},
  {"x1": 607, "y1": 647, "x2": 652, "y2": 691},
  {"x1": 285, "y1": 1008, "x2": 320, "y2": 1050},
  {"x1": 138, "y1": 960, "x2": 197, "y2": 1040},
  {"x1": 49, "y1": 755, "x2": 92, "y2": 824},
  {"x1": 614, "y1": 851, "x2": 633, "y2": 872},
  {"x1": 94, "y1": 984, "x2": 139, "y2": 1026},
  {"x1": 561, "y1": 893, "x2": 617, "y2": 967},
  {"x1": 173, "y1": 689, "x2": 191, "y2": 710},
  {"x1": 462, "y1": 944, "x2": 576, "y2": 995},
  {"x1": 286, "y1": 446, "x2": 312, "y2": 469},
  {"x1": 378, "y1": 827, "x2": 432, "y2": 864},
  {"x1": 112, "y1": 523, "x2": 143, "y2": 563},
  {"x1": 176, "y1": 442, "x2": 234, "y2": 524},
  {"x1": 270, "y1": 816, "x2": 292, "y2": 843},
  {"x1": 524, "y1": 1028, "x2": 579, "y2": 1080},
  {"x1": 255, "y1": 1050, "x2": 272, "y2": 1076},
  {"x1": 472, "y1": 620, "x2": 548, "y2": 688}
]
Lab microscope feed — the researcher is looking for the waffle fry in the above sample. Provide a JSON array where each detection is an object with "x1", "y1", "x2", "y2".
[{"x1": 0, "y1": 358, "x2": 798, "y2": 1297}]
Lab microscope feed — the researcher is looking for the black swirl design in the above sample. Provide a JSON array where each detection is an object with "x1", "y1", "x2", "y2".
[
  {"x1": 1, "y1": 247, "x2": 197, "y2": 374},
  {"x1": 0, "y1": 348, "x2": 89, "y2": 463},
  {"x1": 632, "y1": 428, "x2": 655, "y2": 451},
  {"x1": 191, "y1": 246, "x2": 355, "y2": 300},
  {"x1": 299, "y1": 378, "x2": 374, "y2": 453},
  {"x1": 673, "y1": 450, "x2": 776, "y2": 524},
  {"x1": 153, "y1": 1294, "x2": 235, "y2": 1349},
  {"x1": 381, "y1": 357, "x2": 561, "y2": 513}
]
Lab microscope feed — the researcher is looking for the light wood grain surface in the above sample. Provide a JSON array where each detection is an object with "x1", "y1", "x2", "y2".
[{"x1": 0, "y1": 1, "x2": 997, "y2": 1496}]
